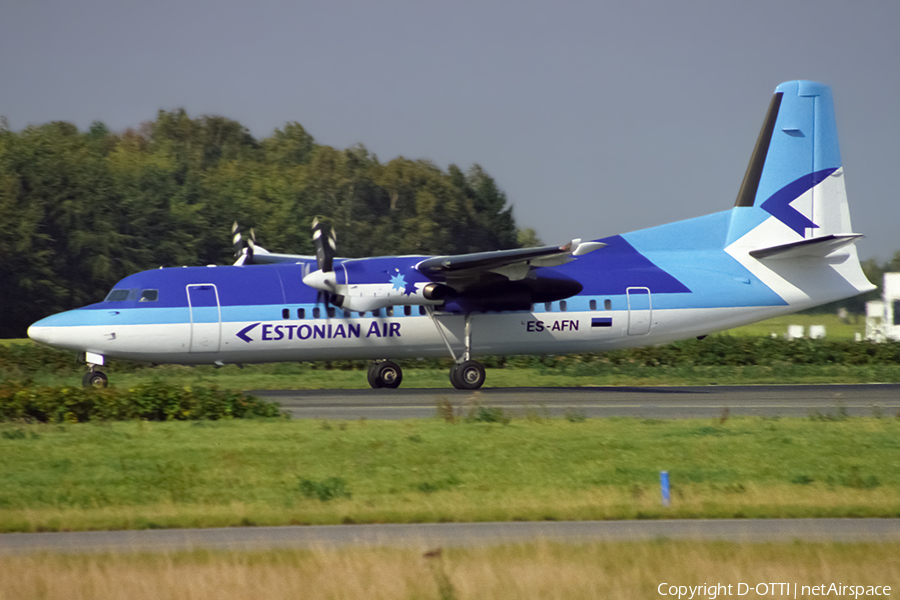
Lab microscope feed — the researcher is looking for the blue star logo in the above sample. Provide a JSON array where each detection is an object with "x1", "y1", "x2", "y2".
[
  {"x1": 404, "y1": 281, "x2": 417, "y2": 296},
  {"x1": 390, "y1": 272, "x2": 406, "y2": 291}
]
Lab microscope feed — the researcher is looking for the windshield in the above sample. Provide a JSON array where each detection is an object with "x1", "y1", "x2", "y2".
[{"x1": 104, "y1": 288, "x2": 138, "y2": 302}]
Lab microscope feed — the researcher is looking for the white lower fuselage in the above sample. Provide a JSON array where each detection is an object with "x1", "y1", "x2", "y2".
[{"x1": 30, "y1": 303, "x2": 799, "y2": 366}]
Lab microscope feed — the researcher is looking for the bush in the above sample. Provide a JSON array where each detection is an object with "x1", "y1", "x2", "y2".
[{"x1": 0, "y1": 382, "x2": 284, "y2": 423}]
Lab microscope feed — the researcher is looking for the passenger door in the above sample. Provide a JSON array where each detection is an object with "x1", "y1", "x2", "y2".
[
  {"x1": 626, "y1": 287, "x2": 652, "y2": 336},
  {"x1": 187, "y1": 284, "x2": 221, "y2": 352}
]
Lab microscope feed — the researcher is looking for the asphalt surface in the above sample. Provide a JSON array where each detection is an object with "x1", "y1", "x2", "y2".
[
  {"x1": 2, "y1": 519, "x2": 899, "y2": 554},
  {"x1": 253, "y1": 384, "x2": 900, "y2": 420}
]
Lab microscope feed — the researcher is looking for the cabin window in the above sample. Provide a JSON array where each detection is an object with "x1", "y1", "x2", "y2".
[
  {"x1": 327, "y1": 307, "x2": 336, "y2": 318},
  {"x1": 604, "y1": 299, "x2": 612, "y2": 310},
  {"x1": 386, "y1": 307, "x2": 394, "y2": 317},
  {"x1": 139, "y1": 290, "x2": 158, "y2": 302},
  {"x1": 419, "y1": 306, "x2": 427, "y2": 316},
  {"x1": 560, "y1": 300, "x2": 567, "y2": 312},
  {"x1": 105, "y1": 289, "x2": 136, "y2": 302},
  {"x1": 297, "y1": 308, "x2": 305, "y2": 319},
  {"x1": 282, "y1": 308, "x2": 290, "y2": 319},
  {"x1": 589, "y1": 299, "x2": 596, "y2": 311},
  {"x1": 372, "y1": 309, "x2": 381, "y2": 317},
  {"x1": 404, "y1": 305, "x2": 411, "y2": 316},
  {"x1": 544, "y1": 302, "x2": 552, "y2": 312},
  {"x1": 313, "y1": 307, "x2": 321, "y2": 319},
  {"x1": 358, "y1": 312, "x2": 366, "y2": 318}
]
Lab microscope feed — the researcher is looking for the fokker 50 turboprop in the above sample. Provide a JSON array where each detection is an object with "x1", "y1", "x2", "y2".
[{"x1": 28, "y1": 81, "x2": 875, "y2": 389}]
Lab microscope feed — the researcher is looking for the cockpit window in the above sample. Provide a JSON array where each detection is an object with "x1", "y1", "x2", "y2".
[
  {"x1": 104, "y1": 288, "x2": 138, "y2": 302},
  {"x1": 140, "y1": 289, "x2": 158, "y2": 302}
]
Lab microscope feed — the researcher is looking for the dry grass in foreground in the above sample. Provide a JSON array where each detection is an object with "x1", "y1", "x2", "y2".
[{"x1": 1, "y1": 541, "x2": 898, "y2": 600}]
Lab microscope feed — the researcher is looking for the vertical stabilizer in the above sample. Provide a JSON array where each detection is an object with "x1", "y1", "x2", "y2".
[{"x1": 724, "y1": 81, "x2": 874, "y2": 308}]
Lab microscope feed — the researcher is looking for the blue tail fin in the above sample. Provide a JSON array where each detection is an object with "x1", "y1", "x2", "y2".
[
  {"x1": 724, "y1": 81, "x2": 873, "y2": 306},
  {"x1": 727, "y1": 81, "x2": 848, "y2": 245}
]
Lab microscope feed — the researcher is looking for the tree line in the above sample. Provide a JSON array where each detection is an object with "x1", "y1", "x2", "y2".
[{"x1": 0, "y1": 112, "x2": 534, "y2": 337}]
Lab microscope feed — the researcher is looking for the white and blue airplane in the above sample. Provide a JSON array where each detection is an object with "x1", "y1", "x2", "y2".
[{"x1": 28, "y1": 81, "x2": 875, "y2": 389}]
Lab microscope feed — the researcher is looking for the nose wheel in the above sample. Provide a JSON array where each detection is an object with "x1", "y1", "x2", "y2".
[
  {"x1": 367, "y1": 360, "x2": 403, "y2": 389},
  {"x1": 82, "y1": 370, "x2": 109, "y2": 388}
]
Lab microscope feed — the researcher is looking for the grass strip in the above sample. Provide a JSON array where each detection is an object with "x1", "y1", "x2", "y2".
[
  {"x1": 1, "y1": 541, "x2": 898, "y2": 600},
  {"x1": 1, "y1": 415, "x2": 898, "y2": 532}
]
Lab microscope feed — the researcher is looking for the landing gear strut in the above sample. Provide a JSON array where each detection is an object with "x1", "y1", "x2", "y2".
[
  {"x1": 426, "y1": 308, "x2": 486, "y2": 390},
  {"x1": 367, "y1": 360, "x2": 403, "y2": 389}
]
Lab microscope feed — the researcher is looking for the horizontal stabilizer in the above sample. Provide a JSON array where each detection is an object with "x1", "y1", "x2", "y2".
[{"x1": 749, "y1": 234, "x2": 863, "y2": 260}]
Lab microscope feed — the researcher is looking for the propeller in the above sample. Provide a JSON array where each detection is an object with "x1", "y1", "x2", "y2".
[
  {"x1": 306, "y1": 218, "x2": 344, "y2": 309},
  {"x1": 311, "y1": 217, "x2": 336, "y2": 272},
  {"x1": 232, "y1": 222, "x2": 257, "y2": 265}
]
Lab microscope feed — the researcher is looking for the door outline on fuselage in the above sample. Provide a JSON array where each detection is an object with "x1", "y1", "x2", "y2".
[
  {"x1": 626, "y1": 286, "x2": 652, "y2": 336},
  {"x1": 187, "y1": 284, "x2": 221, "y2": 353}
]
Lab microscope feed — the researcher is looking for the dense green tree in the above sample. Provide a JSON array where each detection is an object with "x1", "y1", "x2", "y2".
[{"x1": 0, "y1": 111, "x2": 525, "y2": 336}]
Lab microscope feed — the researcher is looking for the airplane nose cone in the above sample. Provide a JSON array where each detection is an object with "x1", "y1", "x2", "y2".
[{"x1": 27, "y1": 317, "x2": 54, "y2": 345}]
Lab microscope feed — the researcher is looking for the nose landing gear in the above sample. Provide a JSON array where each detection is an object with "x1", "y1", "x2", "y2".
[
  {"x1": 82, "y1": 368, "x2": 109, "y2": 388},
  {"x1": 79, "y1": 352, "x2": 109, "y2": 388}
]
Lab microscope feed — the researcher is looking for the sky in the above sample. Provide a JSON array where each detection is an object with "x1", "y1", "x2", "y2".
[{"x1": 1, "y1": 0, "x2": 898, "y2": 261}]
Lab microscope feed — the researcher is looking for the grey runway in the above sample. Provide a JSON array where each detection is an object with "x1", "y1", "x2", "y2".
[
  {"x1": 2, "y1": 519, "x2": 899, "y2": 555},
  {"x1": 253, "y1": 384, "x2": 900, "y2": 420}
]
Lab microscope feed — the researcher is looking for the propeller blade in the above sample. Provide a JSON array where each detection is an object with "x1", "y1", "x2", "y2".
[
  {"x1": 232, "y1": 222, "x2": 243, "y2": 259},
  {"x1": 312, "y1": 217, "x2": 336, "y2": 272},
  {"x1": 232, "y1": 221, "x2": 255, "y2": 265}
]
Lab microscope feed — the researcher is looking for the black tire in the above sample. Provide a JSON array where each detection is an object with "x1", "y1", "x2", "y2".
[
  {"x1": 367, "y1": 362, "x2": 383, "y2": 389},
  {"x1": 449, "y1": 363, "x2": 462, "y2": 389},
  {"x1": 373, "y1": 360, "x2": 403, "y2": 389},
  {"x1": 451, "y1": 360, "x2": 485, "y2": 390},
  {"x1": 83, "y1": 371, "x2": 109, "y2": 388}
]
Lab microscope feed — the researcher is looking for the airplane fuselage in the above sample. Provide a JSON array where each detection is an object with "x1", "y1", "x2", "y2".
[{"x1": 26, "y1": 223, "x2": 836, "y2": 367}]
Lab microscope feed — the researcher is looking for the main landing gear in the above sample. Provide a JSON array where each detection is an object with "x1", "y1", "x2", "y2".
[
  {"x1": 365, "y1": 310, "x2": 487, "y2": 390},
  {"x1": 449, "y1": 360, "x2": 486, "y2": 390},
  {"x1": 367, "y1": 360, "x2": 403, "y2": 389},
  {"x1": 430, "y1": 308, "x2": 486, "y2": 391}
]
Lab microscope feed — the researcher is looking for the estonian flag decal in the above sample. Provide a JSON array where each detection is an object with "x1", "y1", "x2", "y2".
[{"x1": 591, "y1": 317, "x2": 612, "y2": 328}]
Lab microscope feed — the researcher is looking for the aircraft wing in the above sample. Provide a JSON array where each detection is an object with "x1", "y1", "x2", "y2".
[
  {"x1": 415, "y1": 239, "x2": 605, "y2": 282},
  {"x1": 234, "y1": 246, "x2": 317, "y2": 265}
]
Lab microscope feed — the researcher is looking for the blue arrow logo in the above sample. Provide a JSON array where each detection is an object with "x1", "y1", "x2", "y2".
[
  {"x1": 760, "y1": 168, "x2": 836, "y2": 236},
  {"x1": 237, "y1": 322, "x2": 260, "y2": 343}
]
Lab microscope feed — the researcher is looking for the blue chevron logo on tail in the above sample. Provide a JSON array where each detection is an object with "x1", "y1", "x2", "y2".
[{"x1": 760, "y1": 167, "x2": 837, "y2": 236}]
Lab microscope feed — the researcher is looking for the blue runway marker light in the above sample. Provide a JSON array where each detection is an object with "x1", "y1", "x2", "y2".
[{"x1": 661, "y1": 471, "x2": 670, "y2": 507}]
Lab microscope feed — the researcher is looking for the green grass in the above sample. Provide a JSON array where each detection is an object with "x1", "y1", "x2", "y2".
[
  {"x1": 1, "y1": 415, "x2": 898, "y2": 532},
  {"x1": 716, "y1": 313, "x2": 865, "y2": 340},
  {"x1": 9, "y1": 361, "x2": 900, "y2": 390}
]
